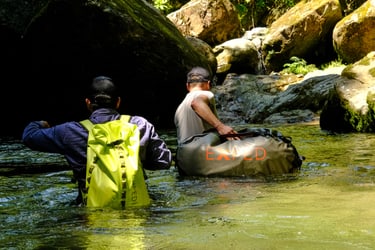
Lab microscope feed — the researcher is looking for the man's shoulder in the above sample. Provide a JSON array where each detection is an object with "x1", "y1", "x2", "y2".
[
  {"x1": 128, "y1": 115, "x2": 151, "y2": 127},
  {"x1": 188, "y1": 90, "x2": 214, "y2": 98}
]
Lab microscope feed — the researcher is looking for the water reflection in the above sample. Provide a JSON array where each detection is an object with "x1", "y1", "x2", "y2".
[{"x1": 1, "y1": 123, "x2": 375, "y2": 249}]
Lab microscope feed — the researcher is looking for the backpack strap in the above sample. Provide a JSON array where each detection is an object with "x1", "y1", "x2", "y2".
[
  {"x1": 80, "y1": 115, "x2": 131, "y2": 130},
  {"x1": 80, "y1": 119, "x2": 93, "y2": 131},
  {"x1": 120, "y1": 115, "x2": 130, "y2": 123}
]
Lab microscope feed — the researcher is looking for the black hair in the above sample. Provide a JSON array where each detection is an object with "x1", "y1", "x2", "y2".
[{"x1": 87, "y1": 76, "x2": 118, "y2": 110}]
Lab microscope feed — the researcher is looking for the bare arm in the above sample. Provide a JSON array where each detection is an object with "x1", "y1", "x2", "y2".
[{"x1": 191, "y1": 94, "x2": 237, "y2": 136}]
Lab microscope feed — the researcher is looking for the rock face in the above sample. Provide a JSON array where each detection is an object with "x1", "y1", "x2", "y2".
[
  {"x1": 181, "y1": 0, "x2": 373, "y2": 77},
  {"x1": 262, "y1": 0, "x2": 343, "y2": 73},
  {"x1": 1, "y1": 0, "x2": 374, "y2": 137},
  {"x1": 213, "y1": 38, "x2": 261, "y2": 76},
  {"x1": 167, "y1": 0, "x2": 242, "y2": 46},
  {"x1": 320, "y1": 52, "x2": 375, "y2": 132},
  {"x1": 213, "y1": 52, "x2": 375, "y2": 133},
  {"x1": 332, "y1": 0, "x2": 375, "y2": 63},
  {"x1": 213, "y1": 70, "x2": 340, "y2": 125},
  {"x1": 1, "y1": 0, "x2": 212, "y2": 135}
]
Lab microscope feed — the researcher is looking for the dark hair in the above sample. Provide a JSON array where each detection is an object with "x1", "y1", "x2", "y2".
[{"x1": 87, "y1": 76, "x2": 118, "y2": 110}]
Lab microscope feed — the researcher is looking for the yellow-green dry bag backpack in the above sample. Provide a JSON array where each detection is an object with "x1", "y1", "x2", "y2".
[{"x1": 80, "y1": 115, "x2": 151, "y2": 209}]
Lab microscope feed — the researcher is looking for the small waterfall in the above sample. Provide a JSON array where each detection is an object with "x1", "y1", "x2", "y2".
[{"x1": 243, "y1": 27, "x2": 268, "y2": 74}]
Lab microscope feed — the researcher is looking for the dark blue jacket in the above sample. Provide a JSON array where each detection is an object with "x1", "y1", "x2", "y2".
[{"x1": 22, "y1": 108, "x2": 172, "y2": 199}]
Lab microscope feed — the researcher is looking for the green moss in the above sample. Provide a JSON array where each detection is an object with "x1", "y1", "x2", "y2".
[
  {"x1": 358, "y1": 56, "x2": 371, "y2": 66},
  {"x1": 369, "y1": 68, "x2": 375, "y2": 78},
  {"x1": 341, "y1": 64, "x2": 355, "y2": 79},
  {"x1": 367, "y1": 92, "x2": 375, "y2": 124},
  {"x1": 340, "y1": 92, "x2": 375, "y2": 132}
]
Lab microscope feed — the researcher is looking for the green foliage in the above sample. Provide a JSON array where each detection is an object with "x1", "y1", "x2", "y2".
[
  {"x1": 281, "y1": 56, "x2": 318, "y2": 75},
  {"x1": 235, "y1": 3, "x2": 249, "y2": 21},
  {"x1": 232, "y1": 0, "x2": 298, "y2": 30},
  {"x1": 252, "y1": 0, "x2": 296, "y2": 11},
  {"x1": 321, "y1": 59, "x2": 345, "y2": 69},
  {"x1": 152, "y1": 0, "x2": 173, "y2": 14},
  {"x1": 340, "y1": 0, "x2": 368, "y2": 15},
  {"x1": 150, "y1": 0, "x2": 298, "y2": 29}
]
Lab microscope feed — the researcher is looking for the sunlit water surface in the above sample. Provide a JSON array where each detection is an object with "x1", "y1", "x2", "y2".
[{"x1": 1, "y1": 123, "x2": 375, "y2": 249}]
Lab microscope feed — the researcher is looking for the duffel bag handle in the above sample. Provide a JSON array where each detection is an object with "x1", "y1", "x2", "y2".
[{"x1": 220, "y1": 131, "x2": 260, "y2": 138}]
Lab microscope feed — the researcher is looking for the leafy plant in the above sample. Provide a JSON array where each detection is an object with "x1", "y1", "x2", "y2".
[
  {"x1": 233, "y1": 0, "x2": 297, "y2": 29},
  {"x1": 281, "y1": 56, "x2": 318, "y2": 75},
  {"x1": 321, "y1": 59, "x2": 345, "y2": 69},
  {"x1": 152, "y1": 0, "x2": 173, "y2": 14}
]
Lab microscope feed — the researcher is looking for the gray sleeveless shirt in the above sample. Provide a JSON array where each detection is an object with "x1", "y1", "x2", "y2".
[{"x1": 174, "y1": 90, "x2": 218, "y2": 144}]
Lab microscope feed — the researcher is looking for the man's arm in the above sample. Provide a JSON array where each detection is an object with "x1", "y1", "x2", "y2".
[
  {"x1": 191, "y1": 95, "x2": 236, "y2": 136},
  {"x1": 131, "y1": 116, "x2": 172, "y2": 170},
  {"x1": 22, "y1": 121, "x2": 64, "y2": 153}
]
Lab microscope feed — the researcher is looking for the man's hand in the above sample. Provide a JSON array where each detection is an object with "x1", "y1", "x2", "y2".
[
  {"x1": 215, "y1": 123, "x2": 239, "y2": 140},
  {"x1": 39, "y1": 121, "x2": 51, "y2": 128}
]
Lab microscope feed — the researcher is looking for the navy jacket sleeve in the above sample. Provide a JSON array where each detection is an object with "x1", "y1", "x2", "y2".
[{"x1": 130, "y1": 116, "x2": 172, "y2": 170}]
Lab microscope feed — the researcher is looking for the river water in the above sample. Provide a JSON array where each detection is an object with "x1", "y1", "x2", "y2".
[{"x1": 1, "y1": 122, "x2": 375, "y2": 249}]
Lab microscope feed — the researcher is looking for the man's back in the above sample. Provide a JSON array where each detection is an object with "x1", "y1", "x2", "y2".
[
  {"x1": 22, "y1": 75, "x2": 172, "y2": 206},
  {"x1": 174, "y1": 90, "x2": 217, "y2": 144},
  {"x1": 174, "y1": 66, "x2": 237, "y2": 144}
]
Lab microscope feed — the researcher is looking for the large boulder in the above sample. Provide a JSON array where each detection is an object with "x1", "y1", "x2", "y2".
[
  {"x1": 320, "y1": 51, "x2": 375, "y2": 132},
  {"x1": 213, "y1": 69, "x2": 339, "y2": 125},
  {"x1": 332, "y1": 0, "x2": 375, "y2": 63},
  {"x1": 185, "y1": 36, "x2": 218, "y2": 74},
  {"x1": 0, "y1": 0, "x2": 212, "y2": 135},
  {"x1": 262, "y1": 0, "x2": 342, "y2": 73},
  {"x1": 213, "y1": 38, "x2": 261, "y2": 77},
  {"x1": 167, "y1": 0, "x2": 242, "y2": 46}
]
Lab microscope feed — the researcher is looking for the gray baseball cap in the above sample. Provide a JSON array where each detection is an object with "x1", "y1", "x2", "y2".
[{"x1": 186, "y1": 66, "x2": 211, "y2": 83}]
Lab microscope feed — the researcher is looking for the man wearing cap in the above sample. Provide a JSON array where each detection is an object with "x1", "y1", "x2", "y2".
[{"x1": 174, "y1": 66, "x2": 237, "y2": 144}]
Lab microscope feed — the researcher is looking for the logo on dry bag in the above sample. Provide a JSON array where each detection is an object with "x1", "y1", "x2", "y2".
[
  {"x1": 80, "y1": 115, "x2": 151, "y2": 209},
  {"x1": 205, "y1": 146, "x2": 267, "y2": 161}
]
